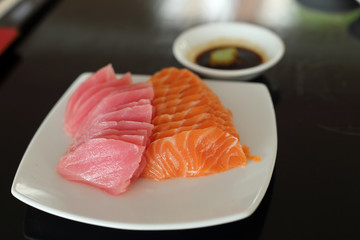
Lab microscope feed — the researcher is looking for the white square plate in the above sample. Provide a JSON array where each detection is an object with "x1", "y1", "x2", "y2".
[{"x1": 11, "y1": 73, "x2": 277, "y2": 230}]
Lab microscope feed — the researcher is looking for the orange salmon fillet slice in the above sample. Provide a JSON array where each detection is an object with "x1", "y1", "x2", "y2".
[
  {"x1": 141, "y1": 127, "x2": 246, "y2": 181},
  {"x1": 152, "y1": 105, "x2": 232, "y2": 125},
  {"x1": 152, "y1": 82, "x2": 220, "y2": 105},
  {"x1": 150, "y1": 118, "x2": 239, "y2": 141},
  {"x1": 141, "y1": 67, "x2": 256, "y2": 181}
]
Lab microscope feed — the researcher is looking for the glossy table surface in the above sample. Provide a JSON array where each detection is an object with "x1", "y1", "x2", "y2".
[{"x1": 1, "y1": 0, "x2": 360, "y2": 239}]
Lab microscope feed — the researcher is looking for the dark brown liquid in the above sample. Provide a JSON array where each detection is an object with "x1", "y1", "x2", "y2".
[{"x1": 195, "y1": 46, "x2": 264, "y2": 70}]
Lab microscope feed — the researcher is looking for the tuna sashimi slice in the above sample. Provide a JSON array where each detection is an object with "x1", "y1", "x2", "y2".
[
  {"x1": 57, "y1": 138, "x2": 145, "y2": 195},
  {"x1": 81, "y1": 134, "x2": 145, "y2": 146},
  {"x1": 94, "y1": 103, "x2": 153, "y2": 123},
  {"x1": 80, "y1": 120, "x2": 154, "y2": 141},
  {"x1": 74, "y1": 129, "x2": 149, "y2": 149},
  {"x1": 66, "y1": 72, "x2": 132, "y2": 125},
  {"x1": 65, "y1": 82, "x2": 152, "y2": 136},
  {"x1": 65, "y1": 65, "x2": 118, "y2": 130},
  {"x1": 73, "y1": 86, "x2": 154, "y2": 136},
  {"x1": 65, "y1": 87, "x2": 119, "y2": 135},
  {"x1": 74, "y1": 102, "x2": 153, "y2": 140},
  {"x1": 71, "y1": 72, "x2": 132, "y2": 110},
  {"x1": 131, "y1": 157, "x2": 147, "y2": 180}
]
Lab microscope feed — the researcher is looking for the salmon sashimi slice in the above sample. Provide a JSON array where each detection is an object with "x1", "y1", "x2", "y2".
[
  {"x1": 152, "y1": 105, "x2": 232, "y2": 125},
  {"x1": 152, "y1": 85, "x2": 218, "y2": 106},
  {"x1": 154, "y1": 93, "x2": 205, "y2": 111},
  {"x1": 150, "y1": 119, "x2": 238, "y2": 141},
  {"x1": 150, "y1": 68, "x2": 202, "y2": 87},
  {"x1": 154, "y1": 95, "x2": 230, "y2": 116},
  {"x1": 57, "y1": 138, "x2": 145, "y2": 195},
  {"x1": 141, "y1": 127, "x2": 246, "y2": 181},
  {"x1": 149, "y1": 67, "x2": 190, "y2": 86},
  {"x1": 153, "y1": 84, "x2": 190, "y2": 98},
  {"x1": 152, "y1": 76, "x2": 212, "y2": 97},
  {"x1": 152, "y1": 112, "x2": 236, "y2": 137},
  {"x1": 140, "y1": 67, "x2": 251, "y2": 181},
  {"x1": 152, "y1": 113, "x2": 215, "y2": 133},
  {"x1": 152, "y1": 114, "x2": 239, "y2": 139}
]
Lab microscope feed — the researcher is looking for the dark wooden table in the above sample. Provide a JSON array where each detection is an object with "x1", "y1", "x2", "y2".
[{"x1": 1, "y1": 0, "x2": 360, "y2": 239}]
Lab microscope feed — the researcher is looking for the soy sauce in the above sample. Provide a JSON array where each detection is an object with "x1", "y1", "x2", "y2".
[{"x1": 195, "y1": 46, "x2": 264, "y2": 70}]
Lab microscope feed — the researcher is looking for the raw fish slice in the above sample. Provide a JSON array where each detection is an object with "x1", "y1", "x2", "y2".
[
  {"x1": 141, "y1": 127, "x2": 246, "y2": 181},
  {"x1": 69, "y1": 130, "x2": 150, "y2": 153},
  {"x1": 74, "y1": 103, "x2": 153, "y2": 140},
  {"x1": 57, "y1": 138, "x2": 145, "y2": 195},
  {"x1": 85, "y1": 86, "x2": 153, "y2": 118},
  {"x1": 149, "y1": 67, "x2": 186, "y2": 86},
  {"x1": 131, "y1": 157, "x2": 147, "y2": 180},
  {"x1": 65, "y1": 65, "x2": 117, "y2": 126},
  {"x1": 154, "y1": 93, "x2": 204, "y2": 111},
  {"x1": 95, "y1": 103, "x2": 153, "y2": 123},
  {"x1": 200, "y1": 132, "x2": 244, "y2": 172},
  {"x1": 150, "y1": 68, "x2": 199, "y2": 87},
  {"x1": 99, "y1": 134, "x2": 145, "y2": 146},
  {"x1": 152, "y1": 76, "x2": 219, "y2": 101},
  {"x1": 152, "y1": 105, "x2": 232, "y2": 125},
  {"x1": 153, "y1": 85, "x2": 213, "y2": 105},
  {"x1": 69, "y1": 134, "x2": 145, "y2": 148},
  {"x1": 68, "y1": 73, "x2": 132, "y2": 121},
  {"x1": 77, "y1": 128, "x2": 149, "y2": 144},
  {"x1": 152, "y1": 113, "x2": 238, "y2": 139},
  {"x1": 78, "y1": 81, "x2": 150, "y2": 116},
  {"x1": 65, "y1": 87, "x2": 116, "y2": 135},
  {"x1": 154, "y1": 95, "x2": 229, "y2": 116},
  {"x1": 66, "y1": 82, "x2": 152, "y2": 136},
  {"x1": 77, "y1": 121, "x2": 153, "y2": 144},
  {"x1": 74, "y1": 86, "x2": 154, "y2": 136},
  {"x1": 150, "y1": 119, "x2": 238, "y2": 141},
  {"x1": 152, "y1": 113, "x2": 225, "y2": 133},
  {"x1": 153, "y1": 84, "x2": 190, "y2": 98},
  {"x1": 154, "y1": 90, "x2": 224, "y2": 113},
  {"x1": 86, "y1": 120, "x2": 153, "y2": 137}
]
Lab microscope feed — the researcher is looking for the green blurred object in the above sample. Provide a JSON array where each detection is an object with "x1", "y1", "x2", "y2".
[{"x1": 209, "y1": 47, "x2": 238, "y2": 67}]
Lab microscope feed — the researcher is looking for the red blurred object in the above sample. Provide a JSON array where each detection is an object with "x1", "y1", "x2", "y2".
[{"x1": 0, "y1": 27, "x2": 18, "y2": 55}]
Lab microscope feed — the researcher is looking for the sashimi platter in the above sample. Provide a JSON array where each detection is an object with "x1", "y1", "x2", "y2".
[{"x1": 12, "y1": 65, "x2": 277, "y2": 230}]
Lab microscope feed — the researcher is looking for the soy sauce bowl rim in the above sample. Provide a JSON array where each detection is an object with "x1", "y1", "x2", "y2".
[{"x1": 172, "y1": 22, "x2": 285, "y2": 79}]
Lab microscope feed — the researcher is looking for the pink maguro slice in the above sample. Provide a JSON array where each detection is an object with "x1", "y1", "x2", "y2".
[
  {"x1": 72, "y1": 85, "x2": 154, "y2": 136},
  {"x1": 65, "y1": 64, "x2": 121, "y2": 133},
  {"x1": 74, "y1": 101, "x2": 153, "y2": 141},
  {"x1": 79, "y1": 120, "x2": 153, "y2": 141},
  {"x1": 67, "y1": 73, "x2": 132, "y2": 126},
  {"x1": 73, "y1": 129, "x2": 149, "y2": 151},
  {"x1": 65, "y1": 81, "x2": 152, "y2": 137},
  {"x1": 56, "y1": 138, "x2": 145, "y2": 195}
]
